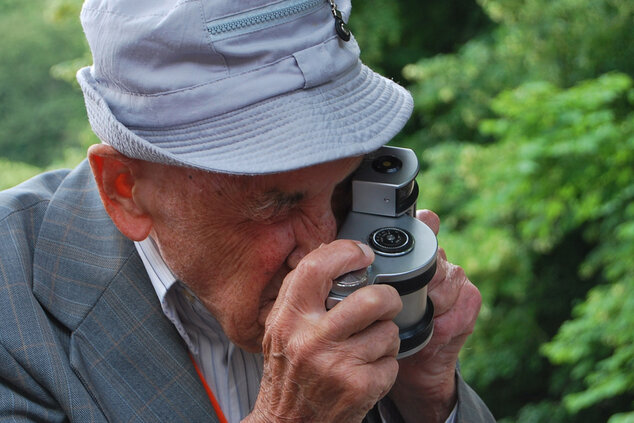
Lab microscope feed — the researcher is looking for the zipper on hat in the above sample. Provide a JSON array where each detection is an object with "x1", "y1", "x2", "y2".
[
  {"x1": 207, "y1": 0, "x2": 325, "y2": 41},
  {"x1": 327, "y1": 0, "x2": 351, "y2": 41}
]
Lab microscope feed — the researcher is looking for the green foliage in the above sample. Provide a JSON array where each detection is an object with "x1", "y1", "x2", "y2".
[
  {"x1": 45, "y1": 0, "x2": 83, "y2": 22},
  {"x1": 399, "y1": 2, "x2": 634, "y2": 419},
  {"x1": 46, "y1": 0, "x2": 91, "y2": 85},
  {"x1": 416, "y1": 73, "x2": 634, "y2": 421},
  {"x1": 542, "y1": 276, "x2": 634, "y2": 415},
  {"x1": 0, "y1": 0, "x2": 91, "y2": 168},
  {"x1": 402, "y1": 0, "x2": 634, "y2": 148},
  {"x1": 350, "y1": 0, "x2": 491, "y2": 84},
  {"x1": 0, "y1": 159, "x2": 42, "y2": 191},
  {"x1": 610, "y1": 412, "x2": 634, "y2": 423}
]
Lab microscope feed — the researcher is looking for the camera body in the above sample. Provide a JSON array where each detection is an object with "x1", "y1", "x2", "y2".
[{"x1": 327, "y1": 146, "x2": 437, "y2": 358}]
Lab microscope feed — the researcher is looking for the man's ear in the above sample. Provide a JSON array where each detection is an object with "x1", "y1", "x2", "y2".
[{"x1": 88, "y1": 144, "x2": 153, "y2": 241}]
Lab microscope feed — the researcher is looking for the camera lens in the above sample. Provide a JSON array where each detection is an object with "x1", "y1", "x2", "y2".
[
  {"x1": 369, "y1": 227, "x2": 414, "y2": 256},
  {"x1": 372, "y1": 155, "x2": 402, "y2": 174}
]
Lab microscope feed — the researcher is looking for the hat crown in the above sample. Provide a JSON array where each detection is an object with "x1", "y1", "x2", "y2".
[{"x1": 81, "y1": 0, "x2": 356, "y2": 100}]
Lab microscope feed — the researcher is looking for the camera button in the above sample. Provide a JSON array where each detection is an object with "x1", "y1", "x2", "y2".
[{"x1": 332, "y1": 268, "x2": 369, "y2": 294}]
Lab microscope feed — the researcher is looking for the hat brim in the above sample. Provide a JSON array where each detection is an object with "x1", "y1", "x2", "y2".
[{"x1": 78, "y1": 62, "x2": 413, "y2": 175}]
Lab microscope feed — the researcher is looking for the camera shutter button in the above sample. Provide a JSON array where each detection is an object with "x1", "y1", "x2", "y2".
[{"x1": 332, "y1": 268, "x2": 369, "y2": 296}]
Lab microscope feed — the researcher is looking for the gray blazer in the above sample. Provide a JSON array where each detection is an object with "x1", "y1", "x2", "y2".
[{"x1": 0, "y1": 161, "x2": 494, "y2": 422}]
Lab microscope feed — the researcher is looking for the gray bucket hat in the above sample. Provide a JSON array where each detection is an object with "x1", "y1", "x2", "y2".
[{"x1": 77, "y1": 0, "x2": 413, "y2": 175}]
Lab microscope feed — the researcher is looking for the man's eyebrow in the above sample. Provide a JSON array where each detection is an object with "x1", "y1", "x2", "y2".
[{"x1": 246, "y1": 190, "x2": 305, "y2": 220}]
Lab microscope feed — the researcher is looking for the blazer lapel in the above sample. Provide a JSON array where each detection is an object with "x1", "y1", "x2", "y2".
[
  {"x1": 69, "y1": 252, "x2": 217, "y2": 422},
  {"x1": 32, "y1": 161, "x2": 217, "y2": 422}
]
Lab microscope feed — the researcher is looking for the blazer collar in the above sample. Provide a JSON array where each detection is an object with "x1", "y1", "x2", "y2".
[{"x1": 32, "y1": 160, "x2": 217, "y2": 421}]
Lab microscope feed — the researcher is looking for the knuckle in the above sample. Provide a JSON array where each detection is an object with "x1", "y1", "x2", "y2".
[
  {"x1": 357, "y1": 287, "x2": 383, "y2": 308},
  {"x1": 294, "y1": 255, "x2": 321, "y2": 277},
  {"x1": 368, "y1": 360, "x2": 399, "y2": 397},
  {"x1": 340, "y1": 371, "x2": 374, "y2": 400},
  {"x1": 320, "y1": 314, "x2": 347, "y2": 340},
  {"x1": 449, "y1": 262, "x2": 467, "y2": 281},
  {"x1": 352, "y1": 285, "x2": 402, "y2": 316},
  {"x1": 387, "y1": 320, "x2": 400, "y2": 341},
  {"x1": 465, "y1": 284, "x2": 483, "y2": 322},
  {"x1": 468, "y1": 282, "x2": 483, "y2": 306}
]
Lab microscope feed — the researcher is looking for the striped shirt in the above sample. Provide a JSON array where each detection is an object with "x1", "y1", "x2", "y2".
[{"x1": 135, "y1": 237, "x2": 456, "y2": 423}]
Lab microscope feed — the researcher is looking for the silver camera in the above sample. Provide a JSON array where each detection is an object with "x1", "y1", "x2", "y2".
[{"x1": 327, "y1": 146, "x2": 437, "y2": 358}]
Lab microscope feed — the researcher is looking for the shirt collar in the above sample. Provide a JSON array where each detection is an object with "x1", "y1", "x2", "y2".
[{"x1": 134, "y1": 237, "x2": 201, "y2": 353}]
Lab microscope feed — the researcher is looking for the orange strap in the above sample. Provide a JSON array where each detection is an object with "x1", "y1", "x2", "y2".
[{"x1": 189, "y1": 353, "x2": 229, "y2": 423}]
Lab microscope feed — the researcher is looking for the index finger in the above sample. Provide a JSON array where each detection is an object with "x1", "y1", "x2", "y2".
[
  {"x1": 416, "y1": 209, "x2": 440, "y2": 236},
  {"x1": 276, "y1": 240, "x2": 375, "y2": 317}
]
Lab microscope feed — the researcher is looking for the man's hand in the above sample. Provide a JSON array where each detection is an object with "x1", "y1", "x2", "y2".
[
  {"x1": 388, "y1": 210, "x2": 483, "y2": 423},
  {"x1": 248, "y1": 240, "x2": 403, "y2": 422}
]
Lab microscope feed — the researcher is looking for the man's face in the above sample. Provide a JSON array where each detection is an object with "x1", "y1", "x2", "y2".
[{"x1": 134, "y1": 157, "x2": 361, "y2": 352}]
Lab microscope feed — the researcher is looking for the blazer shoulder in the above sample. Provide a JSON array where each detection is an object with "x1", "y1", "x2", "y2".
[
  {"x1": 0, "y1": 168, "x2": 72, "y2": 286},
  {"x1": 455, "y1": 369, "x2": 496, "y2": 422},
  {"x1": 0, "y1": 168, "x2": 72, "y2": 230}
]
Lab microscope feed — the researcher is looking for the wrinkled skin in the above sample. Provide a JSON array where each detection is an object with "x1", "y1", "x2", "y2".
[{"x1": 89, "y1": 144, "x2": 482, "y2": 422}]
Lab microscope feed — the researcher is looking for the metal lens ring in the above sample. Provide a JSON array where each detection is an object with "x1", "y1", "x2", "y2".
[{"x1": 369, "y1": 227, "x2": 414, "y2": 256}]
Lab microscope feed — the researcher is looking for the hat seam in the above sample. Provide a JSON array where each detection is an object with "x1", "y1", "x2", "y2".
[
  {"x1": 160, "y1": 71, "x2": 395, "y2": 155},
  {"x1": 195, "y1": 0, "x2": 229, "y2": 72},
  {"x1": 130, "y1": 58, "x2": 361, "y2": 135},
  {"x1": 132, "y1": 80, "x2": 368, "y2": 146},
  {"x1": 88, "y1": 69, "x2": 406, "y2": 165},
  {"x1": 131, "y1": 73, "x2": 387, "y2": 155},
  {"x1": 96, "y1": 55, "x2": 298, "y2": 98},
  {"x1": 201, "y1": 87, "x2": 408, "y2": 166},
  {"x1": 177, "y1": 99, "x2": 405, "y2": 164},
  {"x1": 95, "y1": 33, "x2": 343, "y2": 99},
  {"x1": 229, "y1": 84, "x2": 395, "y2": 155},
  {"x1": 85, "y1": 63, "x2": 401, "y2": 151}
]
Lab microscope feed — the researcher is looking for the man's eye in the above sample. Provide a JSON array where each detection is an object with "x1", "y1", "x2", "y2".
[{"x1": 247, "y1": 191, "x2": 303, "y2": 222}]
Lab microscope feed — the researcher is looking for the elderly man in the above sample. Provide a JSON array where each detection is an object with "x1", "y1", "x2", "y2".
[{"x1": 0, "y1": 0, "x2": 494, "y2": 422}]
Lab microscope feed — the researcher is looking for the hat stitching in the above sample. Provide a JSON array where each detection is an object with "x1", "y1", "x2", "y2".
[
  {"x1": 132, "y1": 77, "x2": 376, "y2": 150},
  {"x1": 195, "y1": 0, "x2": 229, "y2": 72},
  {"x1": 171, "y1": 83, "x2": 398, "y2": 159},
  {"x1": 97, "y1": 54, "x2": 304, "y2": 98},
  {"x1": 128, "y1": 71, "x2": 391, "y2": 159},
  {"x1": 130, "y1": 58, "x2": 362, "y2": 136}
]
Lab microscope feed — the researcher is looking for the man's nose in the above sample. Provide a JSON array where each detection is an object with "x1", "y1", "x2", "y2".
[{"x1": 286, "y1": 211, "x2": 338, "y2": 269}]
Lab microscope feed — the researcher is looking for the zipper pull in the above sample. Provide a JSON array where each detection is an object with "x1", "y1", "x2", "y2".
[{"x1": 327, "y1": 0, "x2": 351, "y2": 41}]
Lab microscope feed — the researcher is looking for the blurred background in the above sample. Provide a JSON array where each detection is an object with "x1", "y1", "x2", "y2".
[{"x1": 1, "y1": 0, "x2": 632, "y2": 421}]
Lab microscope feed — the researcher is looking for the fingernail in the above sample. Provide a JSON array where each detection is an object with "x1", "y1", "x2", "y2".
[{"x1": 356, "y1": 242, "x2": 373, "y2": 257}]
